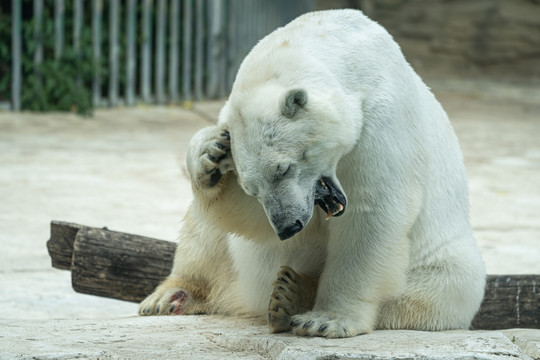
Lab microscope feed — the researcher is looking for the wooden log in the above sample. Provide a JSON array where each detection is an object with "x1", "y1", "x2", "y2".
[
  {"x1": 71, "y1": 227, "x2": 176, "y2": 302},
  {"x1": 47, "y1": 221, "x2": 84, "y2": 270},
  {"x1": 471, "y1": 275, "x2": 539, "y2": 330},
  {"x1": 47, "y1": 221, "x2": 175, "y2": 302},
  {"x1": 47, "y1": 221, "x2": 539, "y2": 329}
]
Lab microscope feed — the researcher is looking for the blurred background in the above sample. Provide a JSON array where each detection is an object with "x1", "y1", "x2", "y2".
[
  {"x1": 1, "y1": 0, "x2": 314, "y2": 114},
  {"x1": 326, "y1": 0, "x2": 540, "y2": 80},
  {"x1": 2, "y1": 0, "x2": 539, "y2": 113},
  {"x1": 0, "y1": 0, "x2": 539, "y2": 322}
]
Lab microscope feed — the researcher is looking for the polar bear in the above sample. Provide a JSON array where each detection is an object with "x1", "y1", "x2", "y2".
[{"x1": 139, "y1": 9, "x2": 486, "y2": 338}]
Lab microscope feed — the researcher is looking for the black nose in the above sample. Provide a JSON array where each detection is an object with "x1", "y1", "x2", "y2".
[{"x1": 277, "y1": 220, "x2": 304, "y2": 241}]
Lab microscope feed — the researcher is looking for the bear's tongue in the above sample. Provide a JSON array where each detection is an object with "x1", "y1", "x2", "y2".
[{"x1": 314, "y1": 177, "x2": 346, "y2": 220}]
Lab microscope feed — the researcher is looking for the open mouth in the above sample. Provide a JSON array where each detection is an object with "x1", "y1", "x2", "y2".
[{"x1": 314, "y1": 177, "x2": 346, "y2": 220}]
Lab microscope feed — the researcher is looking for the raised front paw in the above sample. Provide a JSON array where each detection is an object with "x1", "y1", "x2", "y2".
[
  {"x1": 290, "y1": 311, "x2": 371, "y2": 338},
  {"x1": 138, "y1": 279, "x2": 208, "y2": 316},
  {"x1": 187, "y1": 127, "x2": 233, "y2": 190},
  {"x1": 267, "y1": 266, "x2": 317, "y2": 333}
]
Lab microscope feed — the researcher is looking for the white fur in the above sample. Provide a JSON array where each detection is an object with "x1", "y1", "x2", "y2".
[{"x1": 143, "y1": 9, "x2": 485, "y2": 337}]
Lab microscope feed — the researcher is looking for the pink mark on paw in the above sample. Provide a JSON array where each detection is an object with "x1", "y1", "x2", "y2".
[{"x1": 169, "y1": 290, "x2": 188, "y2": 315}]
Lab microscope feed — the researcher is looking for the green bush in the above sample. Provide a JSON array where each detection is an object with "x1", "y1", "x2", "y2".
[
  {"x1": 20, "y1": 11, "x2": 94, "y2": 116},
  {"x1": 0, "y1": 1, "x2": 114, "y2": 116}
]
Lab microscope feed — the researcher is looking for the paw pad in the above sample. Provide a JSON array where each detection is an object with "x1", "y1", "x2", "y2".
[
  {"x1": 195, "y1": 129, "x2": 232, "y2": 189},
  {"x1": 169, "y1": 290, "x2": 188, "y2": 315}
]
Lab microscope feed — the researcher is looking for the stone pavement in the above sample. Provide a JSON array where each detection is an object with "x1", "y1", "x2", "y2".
[
  {"x1": 0, "y1": 77, "x2": 539, "y2": 359},
  {"x1": 1, "y1": 316, "x2": 539, "y2": 359}
]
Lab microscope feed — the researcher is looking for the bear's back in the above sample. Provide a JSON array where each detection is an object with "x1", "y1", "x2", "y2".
[{"x1": 231, "y1": 9, "x2": 405, "y2": 97}]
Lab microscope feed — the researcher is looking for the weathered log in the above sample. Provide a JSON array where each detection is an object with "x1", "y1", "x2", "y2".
[
  {"x1": 47, "y1": 221, "x2": 539, "y2": 329},
  {"x1": 471, "y1": 275, "x2": 539, "y2": 330},
  {"x1": 47, "y1": 221, "x2": 176, "y2": 302},
  {"x1": 71, "y1": 227, "x2": 176, "y2": 302},
  {"x1": 47, "y1": 221, "x2": 83, "y2": 270}
]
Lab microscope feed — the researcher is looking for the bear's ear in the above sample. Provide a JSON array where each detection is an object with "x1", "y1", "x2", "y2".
[{"x1": 281, "y1": 88, "x2": 307, "y2": 118}]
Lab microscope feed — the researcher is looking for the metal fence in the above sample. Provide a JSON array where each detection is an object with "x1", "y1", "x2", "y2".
[{"x1": 7, "y1": 0, "x2": 314, "y2": 111}]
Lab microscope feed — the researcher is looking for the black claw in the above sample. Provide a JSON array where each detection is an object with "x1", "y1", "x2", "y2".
[
  {"x1": 169, "y1": 304, "x2": 175, "y2": 313},
  {"x1": 221, "y1": 131, "x2": 230, "y2": 139},
  {"x1": 216, "y1": 142, "x2": 227, "y2": 150},
  {"x1": 303, "y1": 321, "x2": 313, "y2": 329},
  {"x1": 284, "y1": 271, "x2": 292, "y2": 279},
  {"x1": 318, "y1": 324, "x2": 328, "y2": 333},
  {"x1": 279, "y1": 277, "x2": 289, "y2": 284},
  {"x1": 278, "y1": 286, "x2": 286, "y2": 292},
  {"x1": 217, "y1": 153, "x2": 228, "y2": 162},
  {"x1": 275, "y1": 294, "x2": 281, "y2": 300},
  {"x1": 290, "y1": 320, "x2": 299, "y2": 328},
  {"x1": 155, "y1": 305, "x2": 160, "y2": 313},
  {"x1": 208, "y1": 154, "x2": 218, "y2": 162},
  {"x1": 268, "y1": 313, "x2": 272, "y2": 322}
]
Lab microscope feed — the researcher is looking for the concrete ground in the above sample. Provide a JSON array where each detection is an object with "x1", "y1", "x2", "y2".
[{"x1": 0, "y1": 76, "x2": 539, "y2": 359}]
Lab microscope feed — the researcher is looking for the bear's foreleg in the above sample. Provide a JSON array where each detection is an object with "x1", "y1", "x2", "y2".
[
  {"x1": 289, "y1": 207, "x2": 411, "y2": 338},
  {"x1": 139, "y1": 125, "x2": 241, "y2": 316}
]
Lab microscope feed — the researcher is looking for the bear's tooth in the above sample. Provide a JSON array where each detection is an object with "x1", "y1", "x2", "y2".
[
  {"x1": 329, "y1": 203, "x2": 344, "y2": 218},
  {"x1": 325, "y1": 210, "x2": 333, "y2": 221}
]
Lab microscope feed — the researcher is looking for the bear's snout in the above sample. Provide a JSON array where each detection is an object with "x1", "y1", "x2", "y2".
[
  {"x1": 261, "y1": 189, "x2": 313, "y2": 241},
  {"x1": 276, "y1": 219, "x2": 304, "y2": 241}
]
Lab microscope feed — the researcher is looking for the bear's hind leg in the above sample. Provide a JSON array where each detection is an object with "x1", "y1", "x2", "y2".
[
  {"x1": 376, "y1": 259, "x2": 485, "y2": 330},
  {"x1": 267, "y1": 266, "x2": 318, "y2": 333}
]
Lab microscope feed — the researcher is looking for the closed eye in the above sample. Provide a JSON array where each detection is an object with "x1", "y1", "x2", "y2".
[{"x1": 274, "y1": 163, "x2": 291, "y2": 181}]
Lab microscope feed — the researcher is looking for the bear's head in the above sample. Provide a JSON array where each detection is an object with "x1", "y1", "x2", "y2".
[{"x1": 223, "y1": 84, "x2": 358, "y2": 240}]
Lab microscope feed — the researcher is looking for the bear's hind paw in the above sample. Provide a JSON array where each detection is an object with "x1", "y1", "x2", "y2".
[
  {"x1": 139, "y1": 287, "x2": 188, "y2": 316},
  {"x1": 139, "y1": 282, "x2": 208, "y2": 316}
]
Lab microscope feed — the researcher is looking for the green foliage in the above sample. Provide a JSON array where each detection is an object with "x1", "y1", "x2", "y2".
[
  {"x1": 27, "y1": 2, "x2": 94, "y2": 116},
  {"x1": 22, "y1": 51, "x2": 93, "y2": 116},
  {"x1": 0, "y1": 1, "x2": 166, "y2": 115},
  {"x1": 1, "y1": 1, "x2": 98, "y2": 115}
]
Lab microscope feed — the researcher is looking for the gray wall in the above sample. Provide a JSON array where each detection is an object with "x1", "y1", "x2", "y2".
[{"x1": 316, "y1": 0, "x2": 540, "y2": 81}]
